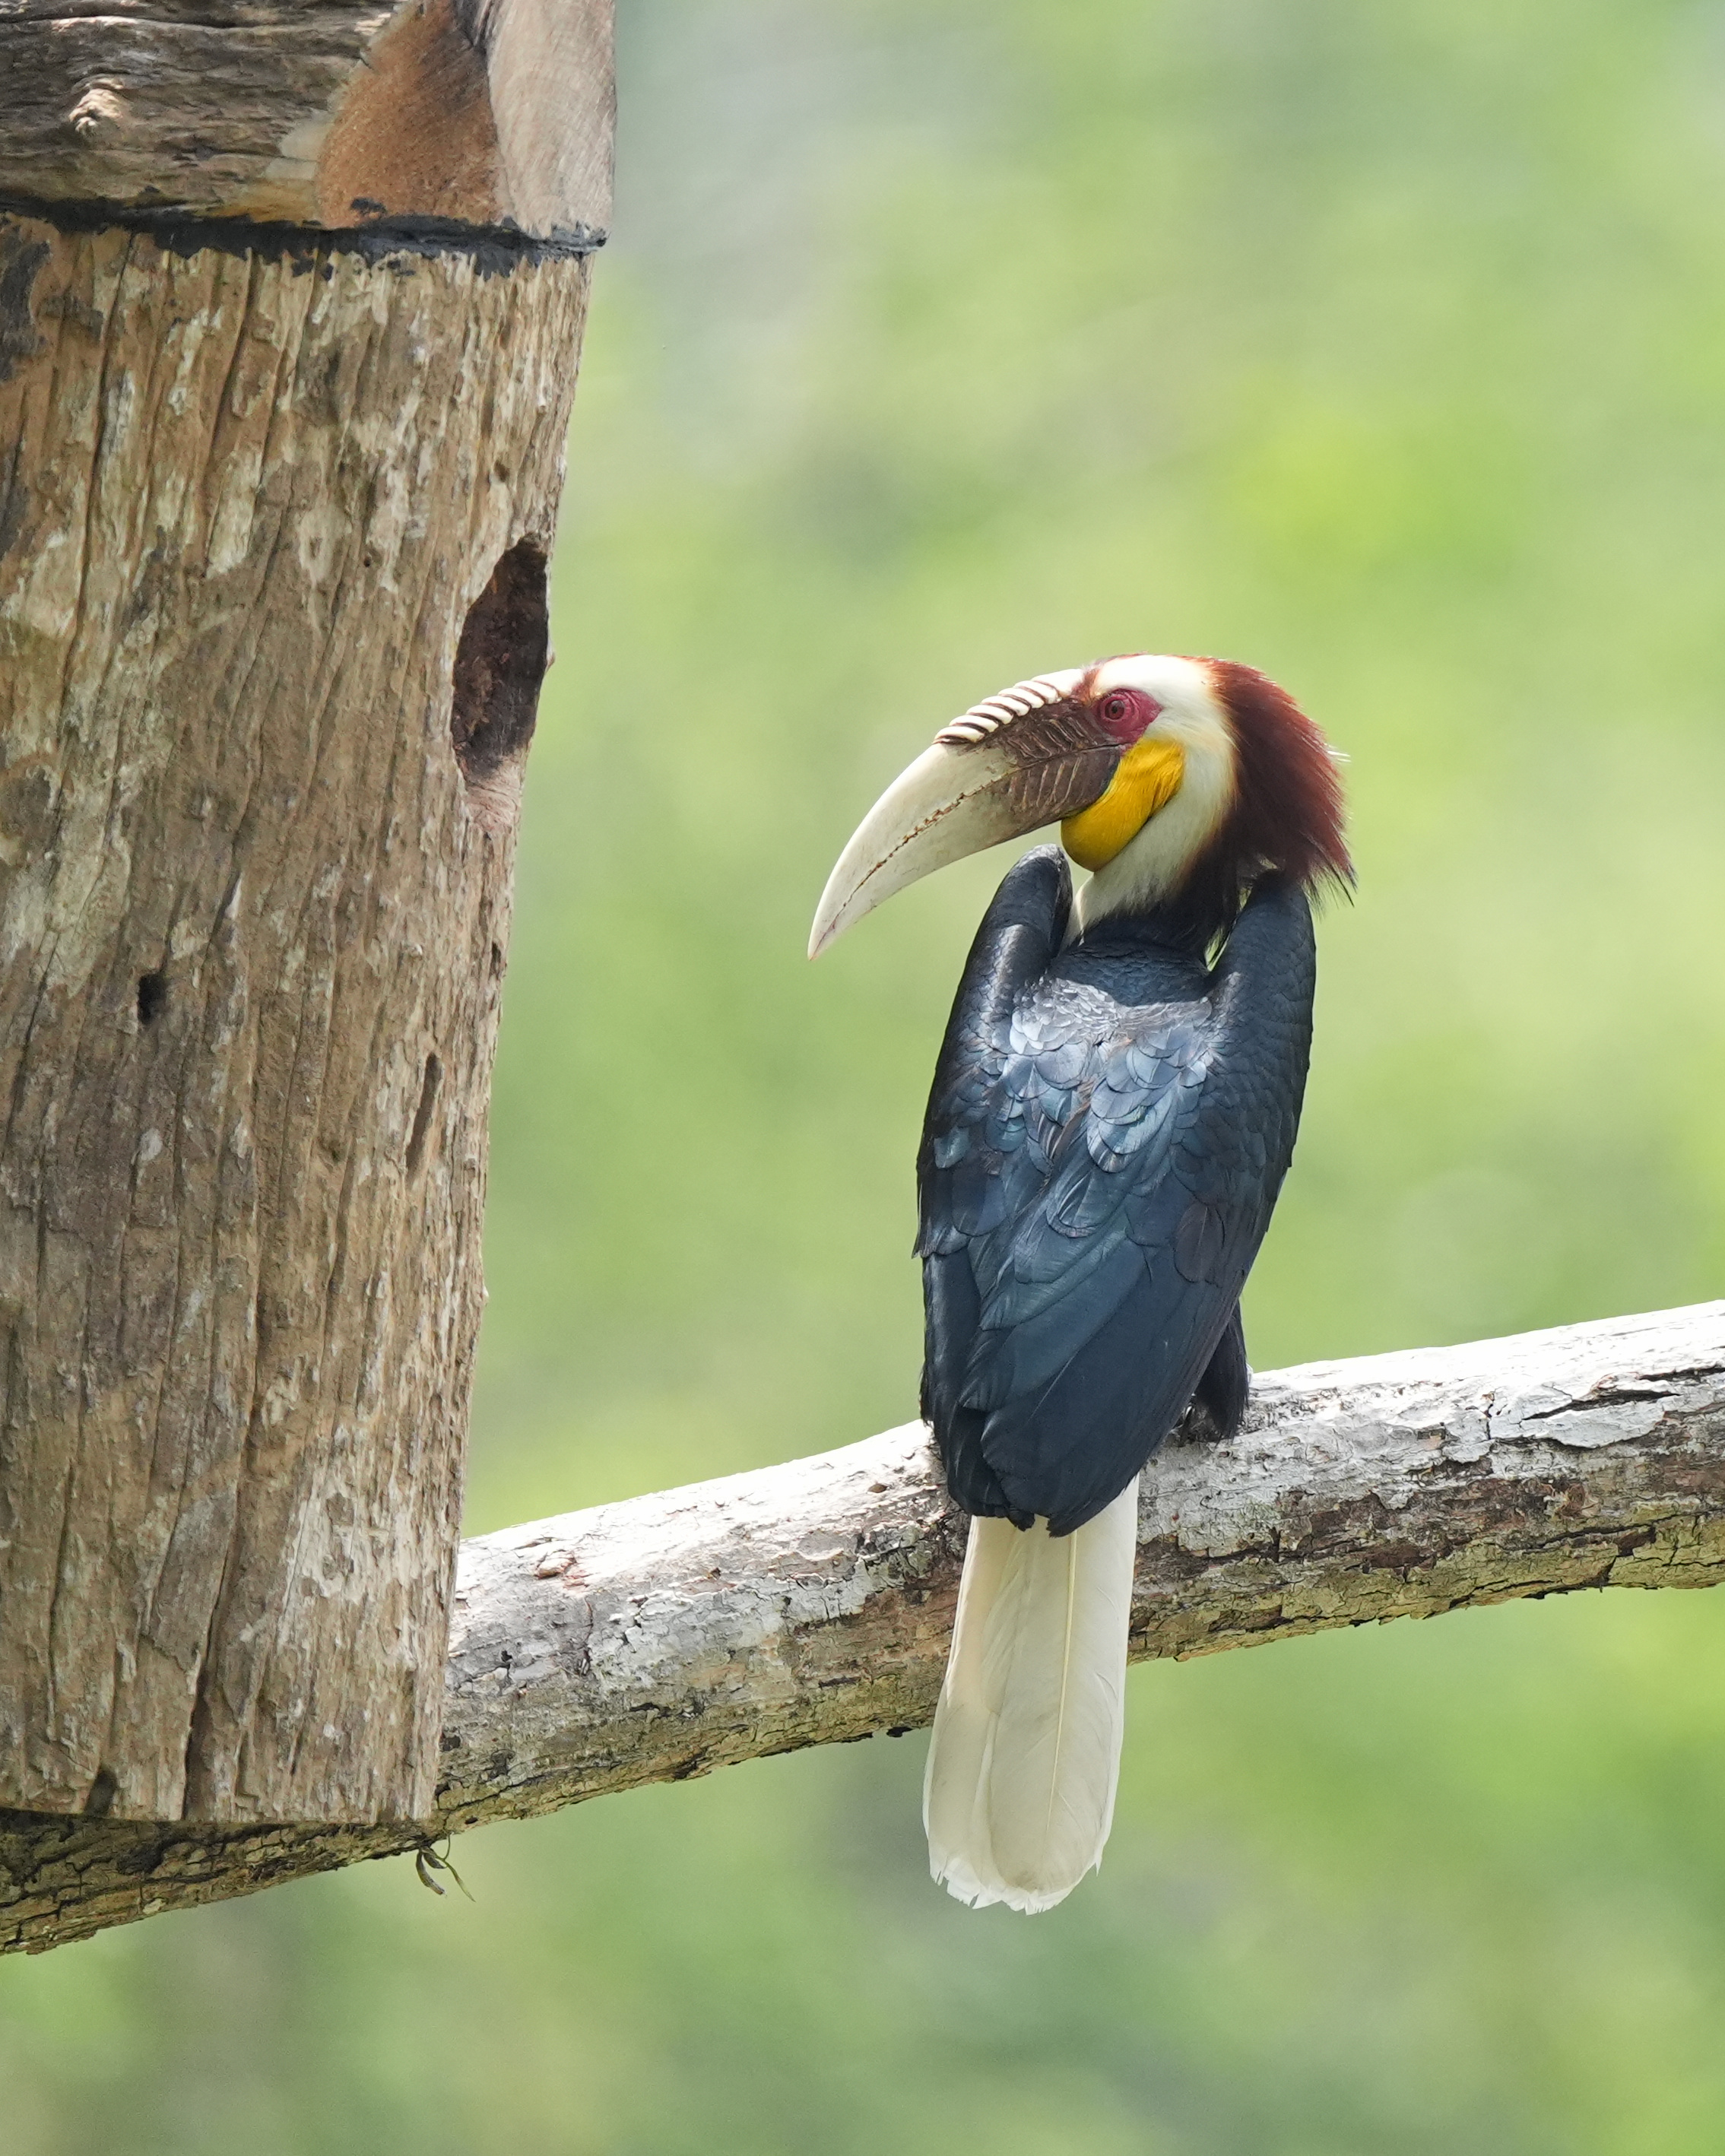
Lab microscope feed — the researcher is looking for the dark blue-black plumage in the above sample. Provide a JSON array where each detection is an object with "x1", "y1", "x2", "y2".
[{"x1": 916, "y1": 845, "x2": 1317, "y2": 1535}]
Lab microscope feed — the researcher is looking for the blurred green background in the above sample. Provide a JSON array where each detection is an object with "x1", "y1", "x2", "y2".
[{"x1": 9, "y1": 0, "x2": 1725, "y2": 2147}]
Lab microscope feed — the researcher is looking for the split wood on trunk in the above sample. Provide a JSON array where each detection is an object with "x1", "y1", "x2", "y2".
[{"x1": 3, "y1": 1302, "x2": 1721, "y2": 1954}]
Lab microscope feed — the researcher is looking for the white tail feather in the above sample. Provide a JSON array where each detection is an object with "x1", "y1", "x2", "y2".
[{"x1": 923, "y1": 1479, "x2": 1140, "y2": 1913}]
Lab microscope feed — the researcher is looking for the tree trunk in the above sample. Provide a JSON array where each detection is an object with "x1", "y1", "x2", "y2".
[
  {"x1": 4, "y1": 1301, "x2": 1720, "y2": 1955},
  {"x1": 0, "y1": 2, "x2": 613, "y2": 1823}
]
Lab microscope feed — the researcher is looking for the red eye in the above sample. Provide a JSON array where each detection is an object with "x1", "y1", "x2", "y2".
[{"x1": 1096, "y1": 687, "x2": 1157, "y2": 741}]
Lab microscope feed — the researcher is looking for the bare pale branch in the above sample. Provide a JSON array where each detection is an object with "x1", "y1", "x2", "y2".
[{"x1": 5, "y1": 1303, "x2": 1721, "y2": 1955}]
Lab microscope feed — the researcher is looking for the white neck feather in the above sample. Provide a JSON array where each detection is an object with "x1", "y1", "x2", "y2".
[{"x1": 1075, "y1": 721, "x2": 1235, "y2": 931}]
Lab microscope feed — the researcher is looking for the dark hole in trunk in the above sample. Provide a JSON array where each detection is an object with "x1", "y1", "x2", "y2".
[
  {"x1": 137, "y1": 970, "x2": 169, "y2": 1026},
  {"x1": 450, "y1": 539, "x2": 550, "y2": 787},
  {"x1": 406, "y1": 1051, "x2": 442, "y2": 1175}
]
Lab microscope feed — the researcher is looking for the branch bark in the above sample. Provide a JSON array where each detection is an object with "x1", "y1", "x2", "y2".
[
  {"x1": 5, "y1": 1300, "x2": 1722, "y2": 1953},
  {"x1": 0, "y1": 0, "x2": 614, "y2": 240}
]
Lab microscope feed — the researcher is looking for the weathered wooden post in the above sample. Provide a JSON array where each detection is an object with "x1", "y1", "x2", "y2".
[{"x1": 0, "y1": 1, "x2": 614, "y2": 1823}]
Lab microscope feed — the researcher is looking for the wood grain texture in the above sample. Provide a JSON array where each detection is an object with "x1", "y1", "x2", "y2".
[
  {"x1": 4, "y1": 1303, "x2": 1720, "y2": 1951},
  {"x1": 0, "y1": 0, "x2": 614, "y2": 240},
  {"x1": 0, "y1": 208, "x2": 594, "y2": 1823}
]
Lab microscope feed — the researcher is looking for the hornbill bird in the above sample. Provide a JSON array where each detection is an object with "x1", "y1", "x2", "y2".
[{"x1": 809, "y1": 655, "x2": 1350, "y2": 1912}]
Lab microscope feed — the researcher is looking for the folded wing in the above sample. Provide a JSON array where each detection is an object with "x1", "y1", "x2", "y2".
[{"x1": 918, "y1": 851, "x2": 1316, "y2": 1533}]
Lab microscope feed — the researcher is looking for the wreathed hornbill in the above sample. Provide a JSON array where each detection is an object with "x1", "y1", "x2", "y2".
[{"x1": 810, "y1": 655, "x2": 1351, "y2": 1912}]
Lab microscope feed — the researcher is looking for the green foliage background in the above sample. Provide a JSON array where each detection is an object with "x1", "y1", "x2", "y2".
[{"x1": 8, "y1": 1, "x2": 1725, "y2": 2147}]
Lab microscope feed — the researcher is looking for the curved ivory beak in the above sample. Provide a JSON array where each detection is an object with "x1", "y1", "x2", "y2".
[
  {"x1": 808, "y1": 741, "x2": 1028, "y2": 958},
  {"x1": 809, "y1": 718, "x2": 1122, "y2": 956}
]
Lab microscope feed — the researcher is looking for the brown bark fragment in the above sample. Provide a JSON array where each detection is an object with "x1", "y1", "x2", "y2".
[{"x1": 318, "y1": 0, "x2": 505, "y2": 230}]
